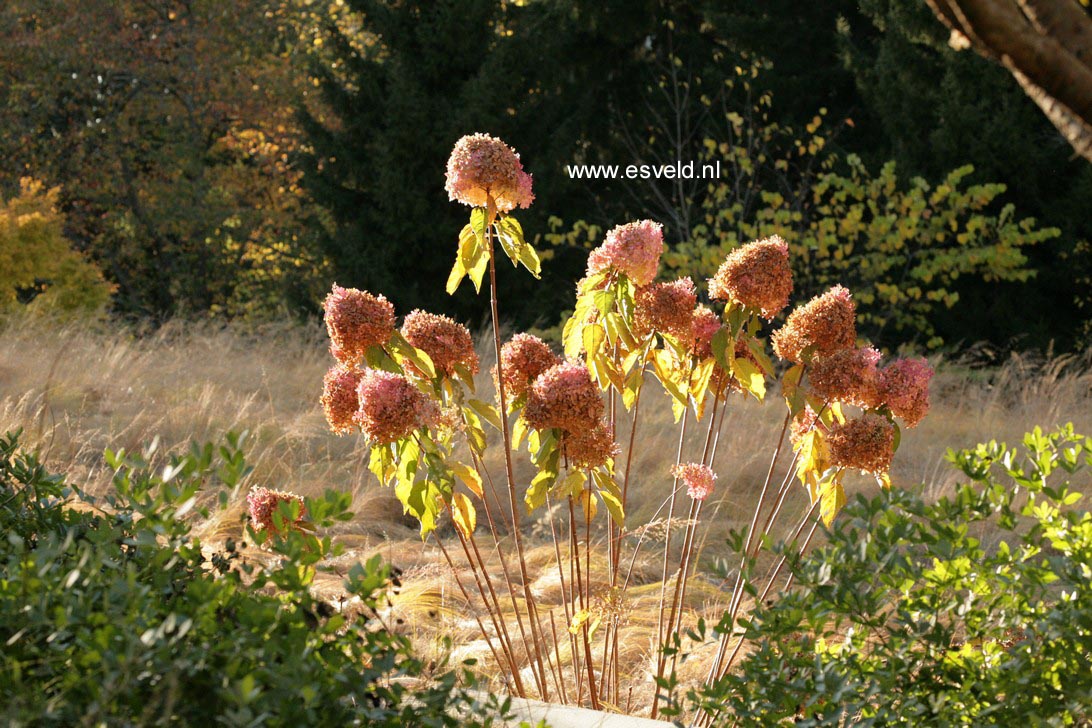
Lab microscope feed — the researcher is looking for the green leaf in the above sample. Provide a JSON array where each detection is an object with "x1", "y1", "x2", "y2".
[
  {"x1": 388, "y1": 331, "x2": 436, "y2": 379},
  {"x1": 593, "y1": 470, "x2": 625, "y2": 527},
  {"x1": 711, "y1": 327, "x2": 732, "y2": 371},
  {"x1": 467, "y1": 399, "x2": 502, "y2": 432},
  {"x1": 526, "y1": 469, "x2": 556, "y2": 511}
]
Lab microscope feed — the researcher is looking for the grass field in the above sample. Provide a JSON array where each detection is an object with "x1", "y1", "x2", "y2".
[{"x1": 4, "y1": 315, "x2": 1091, "y2": 707}]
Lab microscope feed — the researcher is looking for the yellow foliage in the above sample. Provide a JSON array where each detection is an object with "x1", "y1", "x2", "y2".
[{"x1": 0, "y1": 179, "x2": 112, "y2": 318}]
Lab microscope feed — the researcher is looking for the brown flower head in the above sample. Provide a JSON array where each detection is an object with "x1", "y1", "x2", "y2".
[
  {"x1": 708, "y1": 236, "x2": 793, "y2": 319},
  {"x1": 809, "y1": 347, "x2": 883, "y2": 410},
  {"x1": 401, "y1": 309, "x2": 479, "y2": 378},
  {"x1": 880, "y1": 357, "x2": 933, "y2": 428},
  {"x1": 634, "y1": 277, "x2": 698, "y2": 343},
  {"x1": 524, "y1": 359, "x2": 603, "y2": 433},
  {"x1": 496, "y1": 333, "x2": 560, "y2": 400},
  {"x1": 321, "y1": 364, "x2": 364, "y2": 434},
  {"x1": 354, "y1": 369, "x2": 438, "y2": 444},
  {"x1": 323, "y1": 285, "x2": 396, "y2": 364},
  {"x1": 445, "y1": 133, "x2": 534, "y2": 212},
  {"x1": 771, "y1": 285, "x2": 857, "y2": 364},
  {"x1": 563, "y1": 420, "x2": 619, "y2": 470},
  {"x1": 827, "y1": 413, "x2": 895, "y2": 475}
]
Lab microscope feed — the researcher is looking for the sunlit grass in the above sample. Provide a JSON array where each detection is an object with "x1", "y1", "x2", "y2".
[{"x1": 3, "y1": 314, "x2": 1090, "y2": 707}]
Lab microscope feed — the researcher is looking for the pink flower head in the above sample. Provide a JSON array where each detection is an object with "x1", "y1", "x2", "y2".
[
  {"x1": 881, "y1": 357, "x2": 933, "y2": 428},
  {"x1": 634, "y1": 277, "x2": 698, "y2": 342},
  {"x1": 672, "y1": 463, "x2": 717, "y2": 502},
  {"x1": 496, "y1": 333, "x2": 560, "y2": 400},
  {"x1": 586, "y1": 220, "x2": 664, "y2": 286},
  {"x1": 247, "y1": 487, "x2": 306, "y2": 532},
  {"x1": 445, "y1": 133, "x2": 534, "y2": 212},
  {"x1": 401, "y1": 309, "x2": 479, "y2": 378},
  {"x1": 809, "y1": 347, "x2": 883, "y2": 410},
  {"x1": 323, "y1": 284, "x2": 396, "y2": 365},
  {"x1": 321, "y1": 364, "x2": 364, "y2": 435},
  {"x1": 523, "y1": 359, "x2": 603, "y2": 434},
  {"x1": 691, "y1": 305, "x2": 723, "y2": 360},
  {"x1": 354, "y1": 369, "x2": 438, "y2": 444},
  {"x1": 827, "y1": 413, "x2": 895, "y2": 476},
  {"x1": 563, "y1": 420, "x2": 619, "y2": 470},
  {"x1": 772, "y1": 285, "x2": 857, "y2": 364},
  {"x1": 708, "y1": 236, "x2": 793, "y2": 319}
]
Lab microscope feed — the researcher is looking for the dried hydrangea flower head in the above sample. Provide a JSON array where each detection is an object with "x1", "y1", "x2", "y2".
[
  {"x1": 247, "y1": 487, "x2": 306, "y2": 532},
  {"x1": 321, "y1": 365, "x2": 364, "y2": 434},
  {"x1": 586, "y1": 220, "x2": 664, "y2": 286},
  {"x1": 772, "y1": 285, "x2": 857, "y2": 364},
  {"x1": 708, "y1": 236, "x2": 793, "y2": 319},
  {"x1": 564, "y1": 420, "x2": 619, "y2": 470},
  {"x1": 789, "y1": 405, "x2": 826, "y2": 447},
  {"x1": 401, "y1": 309, "x2": 479, "y2": 378},
  {"x1": 634, "y1": 277, "x2": 698, "y2": 342},
  {"x1": 827, "y1": 413, "x2": 895, "y2": 475},
  {"x1": 524, "y1": 359, "x2": 604, "y2": 433},
  {"x1": 354, "y1": 369, "x2": 438, "y2": 444},
  {"x1": 809, "y1": 347, "x2": 883, "y2": 410},
  {"x1": 881, "y1": 357, "x2": 933, "y2": 428},
  {"x1": 445, "y1": 133, "x2": 534, "y2": 212},
  {"x1": 496, "y1": 333, "x2": 560, "y2": 400},
  {"x1": 691, "y1": 305, "x2": 722, "y2": 360},
  {"x1": 323, "y1": 284, "x2": 396, "y2": 365},
  {"x1": 672, "y1": 463, "x2": 717, "y2": 501}
]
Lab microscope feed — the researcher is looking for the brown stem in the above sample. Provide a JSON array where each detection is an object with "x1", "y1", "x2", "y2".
[{"x1": 485, "y1": 201, "x2": 551, "y2": 698}]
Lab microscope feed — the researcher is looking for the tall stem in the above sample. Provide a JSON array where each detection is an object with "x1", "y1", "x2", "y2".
[{"x1": 485, "y1": 203, "x2": 550, "y2": 698}]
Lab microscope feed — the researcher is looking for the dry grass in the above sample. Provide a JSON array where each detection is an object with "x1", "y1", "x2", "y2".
[{"x1": 3, "y1": 315, "x2": 1091, "y2": 710}]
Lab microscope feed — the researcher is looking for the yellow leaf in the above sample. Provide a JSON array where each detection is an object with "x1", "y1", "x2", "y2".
[
  {"x1": 731, "y1": 356, "x2": 766, "y2": 401},
  {"x1": 450, "y1": 461, "x2": 483, "y2": 498},
  {"x1": 452, "y1": 492, "x2": 477, "y2": 538},
  {"x1": 818, "y1": 471, "x2": 846, "y2": 526}
]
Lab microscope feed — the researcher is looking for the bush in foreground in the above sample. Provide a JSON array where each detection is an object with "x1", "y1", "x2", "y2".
[
  {"x1": 0, "y1": 430, "x2": 498, "y2": 726},
  {"x1": 681, "y1": 425, "x2": 1092, "y2": 725}
]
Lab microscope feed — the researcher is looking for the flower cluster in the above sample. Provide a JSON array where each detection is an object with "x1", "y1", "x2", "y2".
[
  {"x1": 808, "y1": 347, "x2": 883, "y2": 410},
  {"x1": 827, "y1": 414, "x2": 895, "y2": 475},
  {"x1": 586, "y1": 220, "x2": 664, "y2": 286},
  {"x1": 708, "y1": 236, "x2": 793, "y2": 319},
  {"x1": 445, "y1": 133, "x2": 534, "y2": 212},
  {"x1": 323, "y1": 285, "x2": 396, "y2": 364},
  {"x1": 881, "y1": 358, "x2": 933, "y2": 428},
  {"x1": 524, "y1": 359, "x2": 603, "y2": 434},
  {"x1": 354, "y1": 369, "x2": 438, "y2": 444},
  {"x1": 564, "y1": 421, "x2": 619, "y2": 470},
  {"x1": 247, "y1": 486, "x2": 306, "y2": 532},
  {"x1": 401, "y1": 309, "x2": 479, "y2": 378},
  {"x1": 321, "y1": 365, "x2": 364, "y2": 434},
  {"x1": 634, "y1": 277, "x2": 697, "y2": 343},
  {"x1": 691, "y1": 305, "x2": 722, "y2": 360},
  {"x1": 497, "y1": 333, "x2": 559, "y2": 400},
  {"x1": 672, "y1": 463, "x2": 717, "y2": 501},
  {"x1": 772, "y1": 285, "x2": 857, "y2": 364}
]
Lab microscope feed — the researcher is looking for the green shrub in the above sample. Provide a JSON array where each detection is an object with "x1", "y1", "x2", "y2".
[
  {"x1": 0, "y1": 430, "x2": 500, "y2": 726},
  {"x1": 682, "y1": 425, "x2": 1092, "y2": 725}
]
